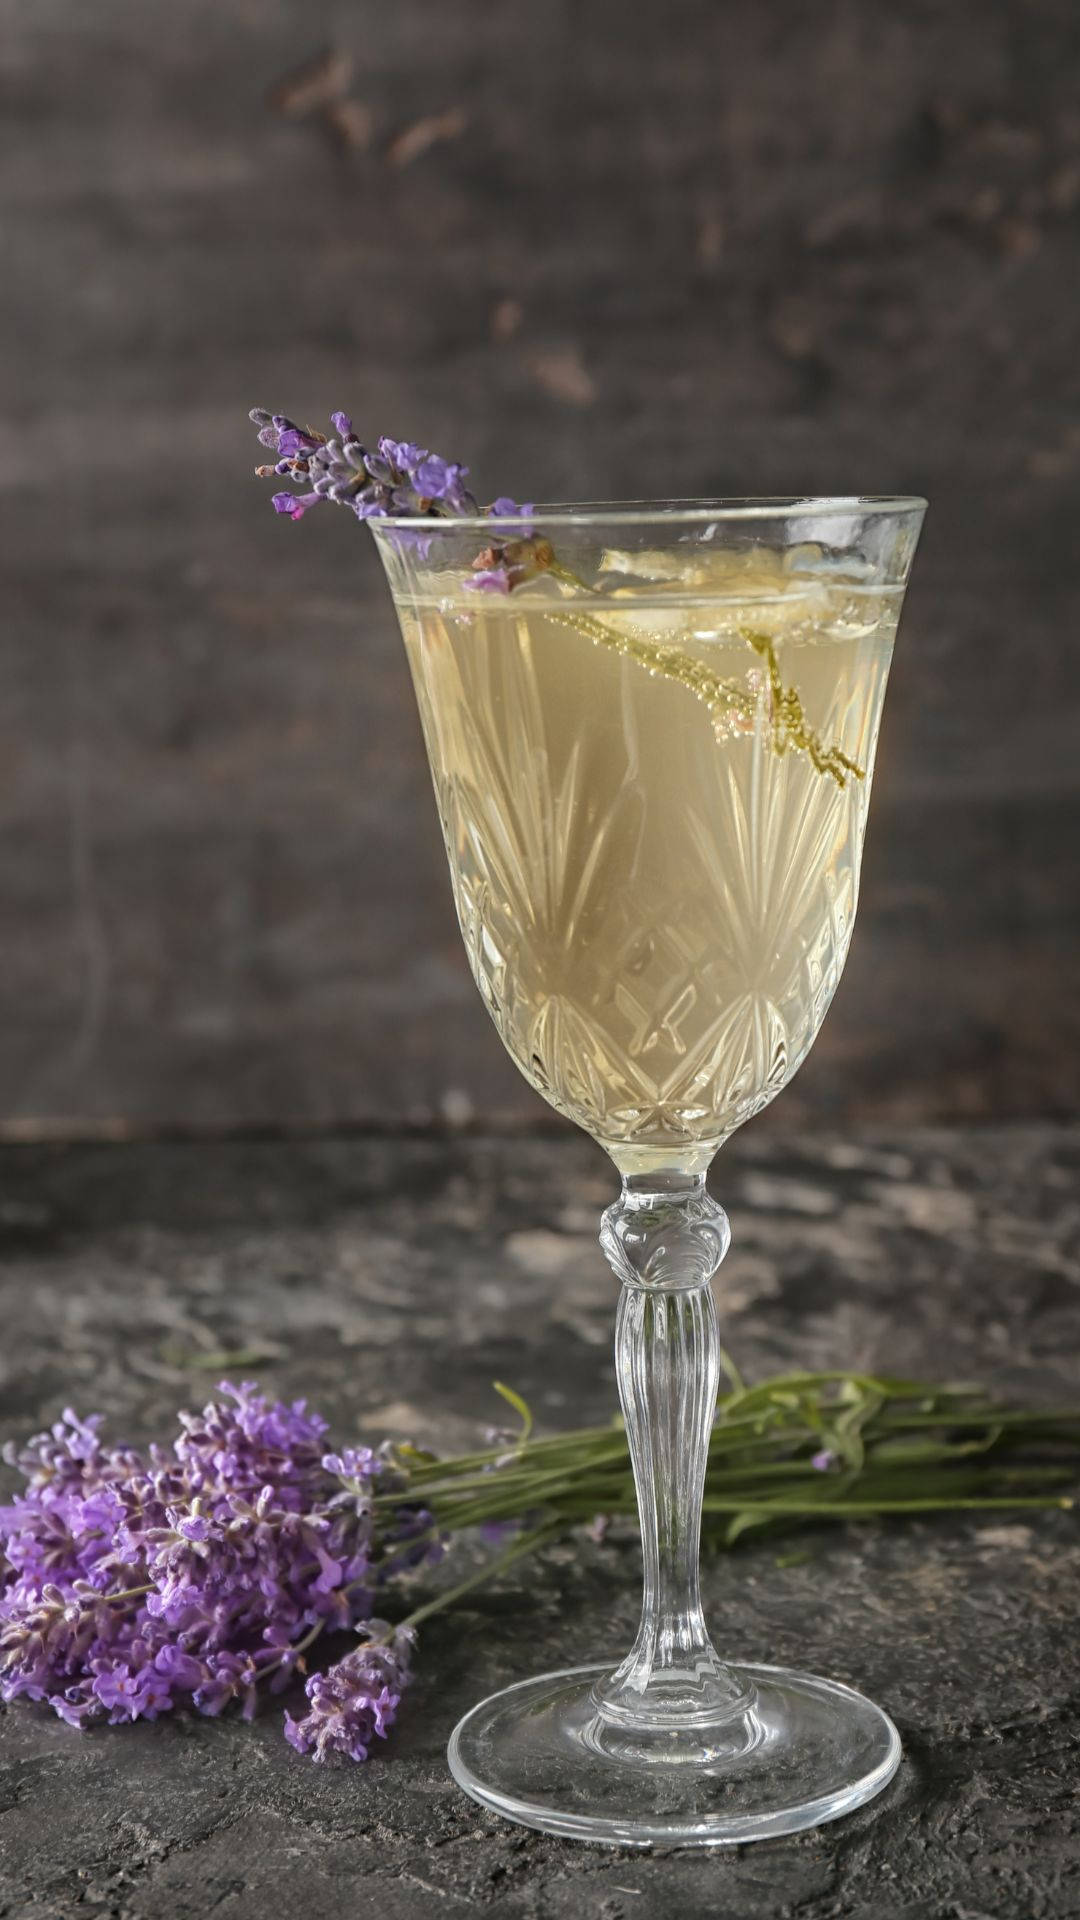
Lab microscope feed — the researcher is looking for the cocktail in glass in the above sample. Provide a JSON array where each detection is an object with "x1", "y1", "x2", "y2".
[{"x1": 371, "y1": 497, "x2": 925, "y2": 1846}]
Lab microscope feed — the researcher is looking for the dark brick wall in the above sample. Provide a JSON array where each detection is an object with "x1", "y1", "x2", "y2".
[{"x1": 4, "y1": 0, "x2": 1079, "y2": 1136}]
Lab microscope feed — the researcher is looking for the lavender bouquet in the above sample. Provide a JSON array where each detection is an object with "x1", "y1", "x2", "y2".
[{"x1": 1, "y1": 1375, "x2": 1076, "y2": 1765}]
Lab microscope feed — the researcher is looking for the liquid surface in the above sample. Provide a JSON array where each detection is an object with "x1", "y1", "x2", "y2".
[{"x1": 396, "y1": 557, "x2": 899, "y2": 1172}]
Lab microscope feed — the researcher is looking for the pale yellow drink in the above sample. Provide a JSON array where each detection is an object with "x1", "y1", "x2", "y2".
[{"x1": 394, "y1": 552, "x2": 899, "y2": 1173}]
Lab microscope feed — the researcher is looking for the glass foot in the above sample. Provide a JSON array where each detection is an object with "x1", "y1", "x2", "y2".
[{"x1": 447, "y1": 1661, "x2": 901, "y2": 1848}]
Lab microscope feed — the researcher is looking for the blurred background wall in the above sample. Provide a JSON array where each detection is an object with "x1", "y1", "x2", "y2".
[{"x1": 4, "y1": 0, "x2": 1078, "y2": 1141}]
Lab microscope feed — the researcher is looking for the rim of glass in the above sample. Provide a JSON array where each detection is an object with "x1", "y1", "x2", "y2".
[{"x1": 368, "y1": 494, "x2": 928, "y2": 534}]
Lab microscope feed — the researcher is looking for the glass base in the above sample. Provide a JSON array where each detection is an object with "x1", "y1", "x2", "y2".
[{"x1": 447, "y1": 1661, "x2": 901, "y2": 1848}]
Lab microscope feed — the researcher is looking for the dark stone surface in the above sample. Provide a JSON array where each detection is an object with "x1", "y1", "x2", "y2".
[
  {"x1": 1, "y1": 1123, "x2": 1078, "y2": 1917},
  {"x1": 4, "y1": 1, "x2": 1080, "y2": 1135}
]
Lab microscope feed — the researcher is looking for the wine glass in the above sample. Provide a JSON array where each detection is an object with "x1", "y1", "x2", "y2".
[{"x1": 370, "y1": 497, "x2": 925, "y2": 1846}]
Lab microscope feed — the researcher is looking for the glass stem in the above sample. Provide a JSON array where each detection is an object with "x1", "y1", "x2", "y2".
[{"x1": 595, "y1": 1172, "x2": 754, "y2": 1735}]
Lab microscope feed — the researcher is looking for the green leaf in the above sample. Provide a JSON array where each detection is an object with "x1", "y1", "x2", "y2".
[
  {"x1": 722, "y1": 1509, "x2": 778, "y2": 1546},
  {"x1": 492, "y1": 1380, "x2": 534, "y2": 1447},
  {"x1": 394, "y1": 1443, "x2": 441, "y2": 1466}
]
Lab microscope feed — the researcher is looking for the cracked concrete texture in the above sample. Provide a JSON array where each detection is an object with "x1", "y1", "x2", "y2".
[{"x1": 1, "y1": 1124, "x2": 1078, "y2": 1918}]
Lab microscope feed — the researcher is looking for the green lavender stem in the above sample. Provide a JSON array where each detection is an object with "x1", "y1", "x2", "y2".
[
  {"x1": 396, "y1": 1521, "x2": 566, "y2": 1636},
  {"x1": 380, "y1": 1372, "x2": 1079, "y2": 1553}
]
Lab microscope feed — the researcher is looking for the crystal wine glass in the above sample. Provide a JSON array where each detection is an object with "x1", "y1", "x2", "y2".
[{"x1": 370, "y1": 497, "x2": 925, "y2": 1846}]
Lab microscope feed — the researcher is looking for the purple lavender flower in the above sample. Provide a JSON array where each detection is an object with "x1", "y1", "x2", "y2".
[
  {"x1": 411, "y1": 455, "x2": 473, "y2": 510},
  {"x1": 811, "y1": 1448, "x2": 839, "y2": 1472},
  {"x1": 478, "y1": 1519, "x2": 518, "y2": 1546},
  {"x1": 409, "y1": 454, "x2": 451, "y2": 497},
  {"x1": 92, "y1": 1660, "x2": 173, "y2": 1723},
  {"x1": 323, "y1": 1446, "x2": 378, "y2": 1482},
  {"x1": 152, "y1": 1643, "x2": 205, "y2": 1691},
  {"x1": 377, "y1": 437, "x2": 427, "y2": 474},
  {"x1": 283, "y1": 1623, "x2": 415, "y2": 1765},
  {"x1": 275, "y1": 428, "x2": 321, "y2": 461},
  {"x1": 50, "y1": 1688, "x2": 99, "y2": 1729},
  {"x1": 467, "y1": 566, "x2": 516, "y2": 594},
  {"x1": 272, "y1": 491, "x2": 320, "y2": 520},
  {"x1": 193, "y1": 1648, "x2": 262, "y2": 1721}
]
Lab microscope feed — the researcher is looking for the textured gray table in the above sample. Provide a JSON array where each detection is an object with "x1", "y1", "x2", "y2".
[{"x1": 1, "y1": 1124, "x2": 1078, "y2": 1918}]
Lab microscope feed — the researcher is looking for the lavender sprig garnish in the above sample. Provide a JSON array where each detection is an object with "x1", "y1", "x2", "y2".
[
  {"x1": 252, "y1": 410, "x2": 480, "y2": 523},
  {"x1": 251, "y1": 410, "x2": 545, "y2": 593}
]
